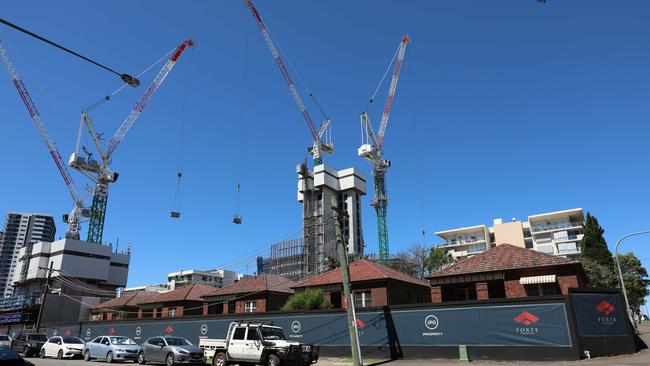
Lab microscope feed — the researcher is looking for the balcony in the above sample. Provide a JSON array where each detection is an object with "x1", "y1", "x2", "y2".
[
  {"x1": 437, "y1": 237, "x2": 487, "y2": 248},
  {"x1": 531, "y1": 221, "x2": 582, "y2": 233}
]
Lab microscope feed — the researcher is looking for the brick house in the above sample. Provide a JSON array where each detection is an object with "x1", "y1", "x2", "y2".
[
  {"x1": 137, "y1": 284, "x2": 217, "y2": 318},
  {"x1": 292, "y1": 259, "x2": 431, "y2": 309},
  {"x1": 201, "y1": 274, "x2": 295, "y2": 315},
  {"x1": 89, "y1": 290, "x2": 159, "y2": 321},
  {"x1": 427, "y1": 244, "x2": 587, "y2": 302}
]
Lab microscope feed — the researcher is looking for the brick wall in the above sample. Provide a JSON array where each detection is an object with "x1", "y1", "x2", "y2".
[
  {"x1": 557, "y1": 275, "x2": 579, "y2": 295},
  {"x1": 202, "y1": 304, "x2": 208, "y2": 316},
  {"x1": 431, "y1": 286, "x2": 442, "y2": 303},
  {"x1": 176, "y1": 306, "x2": 184, "y2": 317},
  {"x1": 161, "y1": 307, "x2": 169, "y2": 318},
  {"x1": 476, "y1": 282, "x2": 489, "y2": 300},
  {"x1": 371, "y1": 287, "x2": 388, "y2": 307},
  {"x1": 505, "y1": 280, "x2": 526, "y2": 298}
]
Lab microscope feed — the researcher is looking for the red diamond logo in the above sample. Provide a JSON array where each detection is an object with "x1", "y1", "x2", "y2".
[
  {"x1": 164, "y1": 325, "x2": 174, "y2": 334},
  {"x1": 514, "y1": 311, "x2": 540, "y2": 326},
  {"x1": 596, "y1": 300, "x2": 615, "y2": 315},
  {"x1": 355, "y1": 319, "x2": 365, "y2": 329},
  {"x1": 64, "y1": 329, "x2": 71, "y2": 336},
  {"x1": 108, "y1": 327, "x2": 116, "y2": 335}
]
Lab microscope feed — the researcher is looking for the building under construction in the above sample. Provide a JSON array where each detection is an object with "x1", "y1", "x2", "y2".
[{"x1": 297, "y1": 163, "x2": 367, "y2": 277}]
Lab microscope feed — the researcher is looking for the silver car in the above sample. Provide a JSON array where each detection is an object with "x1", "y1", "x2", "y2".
[
  {"x1": 83, "y1": 336, "x2": 140, "y2": 362},
  {"x1": 138, "y1": 336, "x2": 203, "y2": 366}
]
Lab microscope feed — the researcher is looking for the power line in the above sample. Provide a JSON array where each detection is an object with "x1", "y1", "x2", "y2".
[{"x1": 0, "y1": 17, "x2": 140, "y2": 87}]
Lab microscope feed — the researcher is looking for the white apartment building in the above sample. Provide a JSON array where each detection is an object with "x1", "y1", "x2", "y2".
[
  {"x1": 436, "y1": 208, "x2": 584, "y2": 261},
  {"x1": 167, "y1": 269, "x2": 238, "y2": 290}
]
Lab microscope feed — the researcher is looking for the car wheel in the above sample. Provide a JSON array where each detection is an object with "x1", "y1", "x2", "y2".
[
  {"x1": 106, "y1": 351, "x2": 114, "y2": 363},
  {"x1": 267, "y1": 354, "x2": 281, "y2": 366},
  {"x1": 23, "y1": 346, "x2": 30, "y2": 358},
  {"x1": 39, "y1": 348, "x2": 46, "y2": 358},
  {"x1": 137, "y1": 351, "x2": 146, "y2": 365},
  {"x1": 165, "y1": 352, "x2": 175, "y2": 366},
  {"x1": 213, "y1": 352, "x2": 227, "y2": 366},
  {"x1": 58, "y1": 349, "x2": 64, "y2": 360},
  {"x1": 84, "y1": 349, "x2": 91, "y2": 361}
]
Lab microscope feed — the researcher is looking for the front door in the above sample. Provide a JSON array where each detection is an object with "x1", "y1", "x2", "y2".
[{"x1": 227, "y1": 327, "x2": 248, "y2": 360}]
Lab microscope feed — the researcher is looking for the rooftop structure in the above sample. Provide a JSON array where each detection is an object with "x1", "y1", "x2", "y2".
[
  {"x1": 167, "y1": 268, "x2": 237, "y2": 290},
  {"x1": 436, "y1": 208, "x2": 585, "y2": 261}
]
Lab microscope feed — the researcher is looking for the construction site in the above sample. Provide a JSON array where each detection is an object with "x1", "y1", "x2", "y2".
[{"x1": 1, "y1": 1, "x2": 649, "y2": 364}]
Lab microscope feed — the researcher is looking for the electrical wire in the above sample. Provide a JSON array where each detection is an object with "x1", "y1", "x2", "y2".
[{"x1": 0, "y1": 17, "x2": 139, "y2": 87}]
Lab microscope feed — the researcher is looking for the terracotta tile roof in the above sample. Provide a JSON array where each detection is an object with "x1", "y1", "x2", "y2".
[
  {"x1": 427, "y1": 244, "x2": 576, "y2": 278},
  {"x1": 93, "y1": 290, "x2": 159, "y2": 309},
  {"x1": 202, "y1": 274, "x2": 296, "y2": 298},
  {"x1": 293, "y1": 259, "x2": 430, "y2": 288},
  {"x1": 139, "y1": 284, "x2": 217, "y2": 304}
]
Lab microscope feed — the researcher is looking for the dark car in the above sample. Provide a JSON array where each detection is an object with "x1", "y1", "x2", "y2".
[
  {"x1": 10, "y1": 333, "x2": 47, "y2": 357},
  {"x1": 0, "y1": 346, "x2": 35, "y2": 366}
]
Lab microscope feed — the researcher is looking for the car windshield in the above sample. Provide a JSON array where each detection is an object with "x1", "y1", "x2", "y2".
[
  {"x1": 261, "y1": 327, "x2": 286, "y2": 340},
  {"x1": 28, "y1": 334, "x2": 47, "y2": 342},
  {"x1": 165, "y1": 338, "x2": 192, "y2": 346},
  {"x1": 0, "y1": 346, "x2": 20, "y2": 360},
  {"x1": 110, "y1": 337, "x2": 136, "y2": 345},
  {"x1": 63, "y1": 337, "x2": 84, "y2": 344}
]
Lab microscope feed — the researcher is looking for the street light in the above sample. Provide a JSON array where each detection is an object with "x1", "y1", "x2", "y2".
[{"x1": 614, "y1": 230, "x2": 650, "y2": 327}]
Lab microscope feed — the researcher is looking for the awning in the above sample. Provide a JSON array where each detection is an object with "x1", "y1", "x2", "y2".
[{"x1": 519, "y1": 275, "x2": 556, "y2": 285}]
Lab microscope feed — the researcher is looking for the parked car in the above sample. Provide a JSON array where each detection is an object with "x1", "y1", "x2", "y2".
[
  {"x1": 39, "y1": 336, "x2": 85, "y2": 359},
  {"x1": 83, "y1": 335, "x2": 140, "y2": 363},
  {"x1": 138, "y1": 336, "x2": 203, "y2": 366},
  {"x1": 10, "y1": 333, "x2": 47, "y2": 357},
  {"x1": 205, "y1": 321, "x2": 319, "y2": 366},
  {"x1": 0, "y1": 346, "x2": 35, "y2": 366},
  {"x1": 0, "y1": 334, "x2": 11, "y2": 347}
]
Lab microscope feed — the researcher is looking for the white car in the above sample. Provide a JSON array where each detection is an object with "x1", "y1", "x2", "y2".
[
  {"x1": 39, "y1": 336, "x2": 85, "y2": 359},
  {"x1": 0, "y1": 334, "x2": 10, "y2": 347}
]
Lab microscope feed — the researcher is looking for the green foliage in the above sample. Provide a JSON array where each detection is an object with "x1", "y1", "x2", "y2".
[
  {"x1": 580, "y1": 213, "x2": 615, "y2": 269},
  {"x1": 426, "y1": 246, "x2": 453, "y2": 273},
  {"x1": 282, "y1": 288, "x2": 332, "y2": 311},
  {"x1": 581, "y1": 257, "x2": 617, "y2": 288},
  {"x1": 617, "y1": 252, "x2": 650, "y2": 313}
]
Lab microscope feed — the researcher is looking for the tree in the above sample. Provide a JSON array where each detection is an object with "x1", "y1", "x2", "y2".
[
  {"x1": 617, "y1": 252, "x2": 650, "y2": 314},
  {"x1": 408, "y1": 243, "x2": 430, "y2": 279},
  {"x1": 389, "y1": 250, "x2": 418, "y2": 277},
  {"x1": 580, "y1": 213, "x2": 615, "y2": 269},
  {"x1": 581, "y1": 257, "x2": 617, "y2": 288},
  {"x1": 282, "y1": 288, "x2": 332, "y2": 311},
  {"x1": 426, "y1": 246, "x2": 453, "y2": 273}
]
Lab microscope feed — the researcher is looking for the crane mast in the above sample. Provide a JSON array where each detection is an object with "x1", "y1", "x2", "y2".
[
  {"x1": 245, "y1": 0, "x2": 332, "y2": 165},
  {"x1": 70, "y1": 39, "x2": 194, "y2": 244},
  {"x1": 359, "y1": 35, "x2": 409, "y2": 265},
  {"x1": 0, "y1": 40, "x2": 88, "y2": 240}
]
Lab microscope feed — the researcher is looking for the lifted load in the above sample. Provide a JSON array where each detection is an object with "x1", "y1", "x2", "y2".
[{"x1": 204, "y1": 321, "x2": 319, "y2": 366}]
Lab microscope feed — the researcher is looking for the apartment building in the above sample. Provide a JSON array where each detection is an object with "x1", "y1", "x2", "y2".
[
  {"x1": 0, "y1": 212, "x2": 56, "y2": 296},
  {"x1": 436, "y1": 208, "x2": 584, "y2": 261},
  {"x1": 167, "y1": 269, "x2": 238, "y2": 291}
]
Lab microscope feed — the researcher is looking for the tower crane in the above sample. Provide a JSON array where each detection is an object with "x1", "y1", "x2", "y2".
[
  {"x1": 245, "y1": 0, "x2": 332, "y2": 165},
  {"x1": 359, "y1": 35, "x2": 409, "y2": 265},
  {"x1": 69, "y1": 39, "x2": 194, "y2": 244},
  {"x1": 0, "y1": 40, "x2": 92, "y2": 239}
]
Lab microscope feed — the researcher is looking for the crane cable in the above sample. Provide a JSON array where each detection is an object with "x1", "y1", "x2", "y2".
[
  {"x1": 0, "y1": 17, "x2": 139, "y2": 87},
  {"x1": 363, "y1": 44, "x2": 400, "y2": 113},
  {"x1": 82, "y1": 47, "x2": 177, "y2": 113},
  {"x1": 171, "y1": 47, "x2": 194, "y2": 215}
]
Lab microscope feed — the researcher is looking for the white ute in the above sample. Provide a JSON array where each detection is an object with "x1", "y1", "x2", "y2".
[{"x1": 205, "y1": 321, "x2": 319, "y2": 366}]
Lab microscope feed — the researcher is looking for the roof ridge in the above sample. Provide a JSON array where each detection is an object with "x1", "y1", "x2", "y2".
[{"x1": 365, "y1": 259, "x2": 390, "y2": 279}]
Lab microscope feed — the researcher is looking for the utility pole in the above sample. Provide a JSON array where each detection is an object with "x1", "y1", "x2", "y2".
[
  {"x1": 35, "y1": 261, "x2": 53, "y2": 332},
  {"x1": 331, "y1": 197, "x2": 362, "y2": 366}
]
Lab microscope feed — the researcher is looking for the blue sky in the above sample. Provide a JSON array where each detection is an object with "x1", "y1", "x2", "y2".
[{"x1": 1, "y1": 0, "x2": 649, "y2": 294}]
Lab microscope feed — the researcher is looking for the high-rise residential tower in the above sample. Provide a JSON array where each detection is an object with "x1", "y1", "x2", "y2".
[
  {"x1": 0, "y1": 212, "x2": 56, "y2": 296},
  {"x1": 297, "y1": 163, "x2": 366, "y2": 277}
]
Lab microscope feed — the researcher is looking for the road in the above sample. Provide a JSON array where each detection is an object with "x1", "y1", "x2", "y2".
[{"x1": 27, "y1": 324, "x2": 650, "y2": 366}]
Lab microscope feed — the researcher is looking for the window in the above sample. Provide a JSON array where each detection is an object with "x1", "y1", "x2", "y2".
[
  {"x1": 246, "y1": 327, "x2": 260, "y2": 340},
  {"x1": 525, "y1": 283, "x2": 558, "y2": 297},
  {"x1": 92, "y1": 337, "x2": 102, "y2": 344},
  {"x1": 354, "y1": 291, "x2": 372, "y2": 308},
  {"x1": 232, "y1": 327, "x2": 246, "y2": 340},
  {"x1": 169, "y1": 308, "x2": 176, "y2": 317},
  {"x1": 245, "y1": 300, "x2": 257, "y2": 313},
  {"x1": 148, "y1": 338, "x2": 163, "y2": 346},
  {"x1": 455, "y1": 287, "x2": 477, "y2": 301}
]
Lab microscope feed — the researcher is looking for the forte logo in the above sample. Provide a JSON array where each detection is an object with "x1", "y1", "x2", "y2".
[
  {"x1": 514, "y1": 311, "x2": 540, "y2": 335},
  {"x1": 164, "y1": 325, "x2": 174, "y2": 334},
  {"x1": 596, "y1": 300, "x2": 615, "y2": 316},
  {"x1": 65, "y1": 329, "x2": 71, "y2": 336},
  {"x1": 108, "y1": 328, "x2": 116, "y2": 335},
  {"x1": 595, "y1": 300, "x2": 617, "y2": 325}
]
